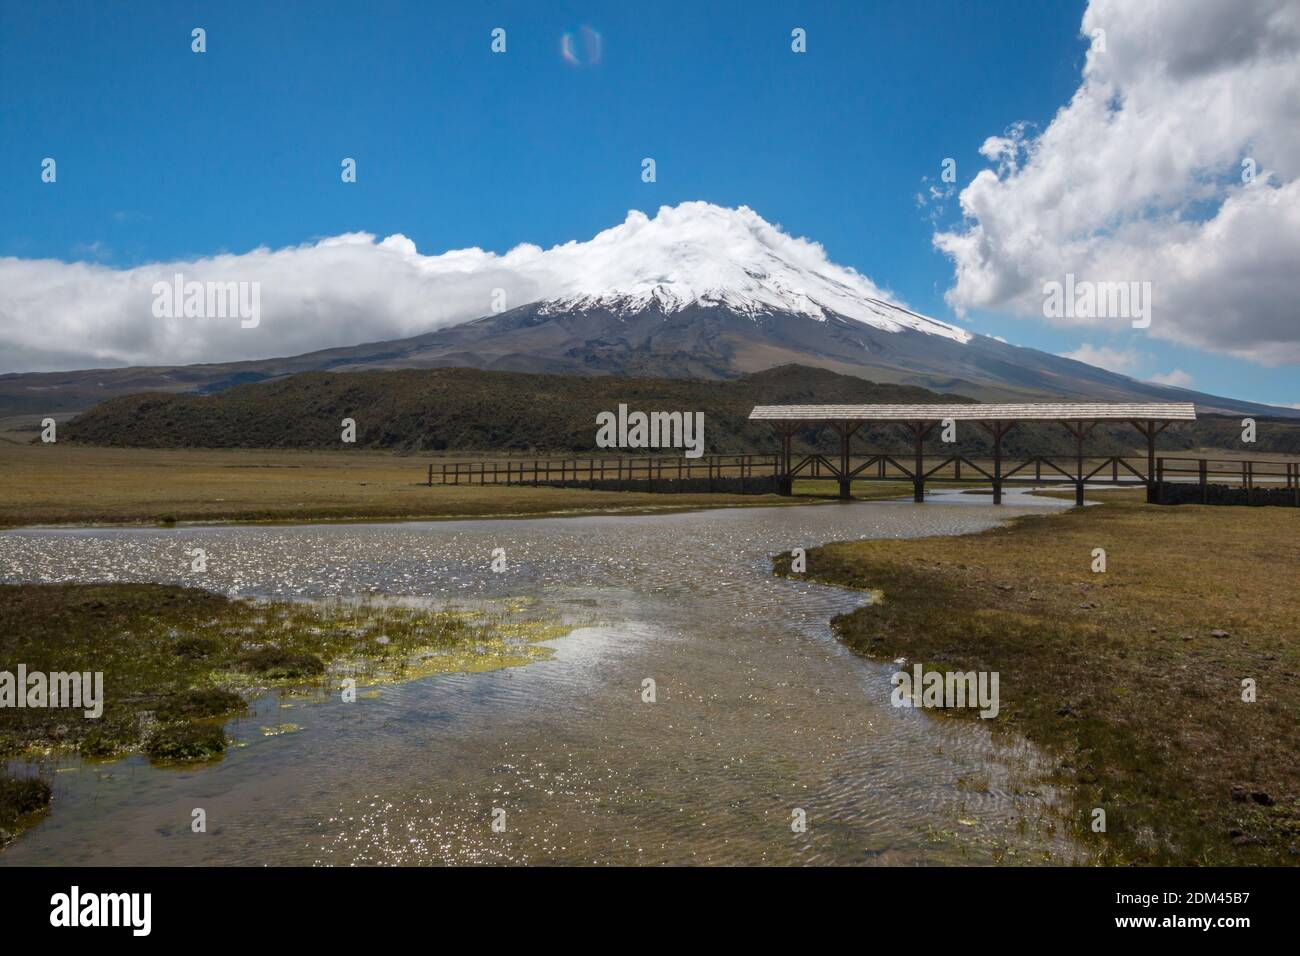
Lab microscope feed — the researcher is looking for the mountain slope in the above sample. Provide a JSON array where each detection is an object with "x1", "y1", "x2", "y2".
[
  {"x1": 62, "y1": 365, "x2": 972, "y2": 453},
  {"x1": 4, "y1": 297, "x2": 1291, "y2": 420}
]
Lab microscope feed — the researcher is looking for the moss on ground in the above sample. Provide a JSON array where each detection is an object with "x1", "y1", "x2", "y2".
[
  {"x1": 144, "y1": 722, "x2": 228, "y2": 763},
  {"x1": 775, "y1": 498, "x2": 1300, "y2": 865},
  {"x1": 0, "y1": 774, "x2": 51, "y2": 850},
  {"x1": 0, "y1": 582, "x2": 572, "y2": 847},
  {"x1": 153, "y1": 687, "x2": 247, "y2": 722}
]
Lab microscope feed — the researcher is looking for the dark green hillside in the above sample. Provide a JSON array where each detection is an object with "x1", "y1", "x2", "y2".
[
  {"x1": 61, "y1": 365, "x2": 951, "y2": 453},
  {"x1": 61, "y1": 364, "x2": 1288, "y2": 457}
]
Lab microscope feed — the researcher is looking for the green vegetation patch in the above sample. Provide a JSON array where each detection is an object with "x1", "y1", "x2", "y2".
[
  {"x1": 775, "y1": 500, "x2": 1300, "y2": 865},
  {"x1": 237, "y1": 647, "x2": 325, "y2": 679},
  {"x1": 144, "y1": 722, "x2": 228, "y2": 763},
  {"x1": 153, "y1": 687, "x2": 247, "y2": 722},
  {"x1": 0, "y1": 774, "x2": 51, "y2": 849},
  {"x1": 0, "y1": 582, "x2": 572, "y2": 846}
]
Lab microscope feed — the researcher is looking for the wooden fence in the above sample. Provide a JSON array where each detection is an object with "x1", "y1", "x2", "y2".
[
  {"x1": 429, "y1": 454, "x2": 780, "y2": 486},
  {"x1": 1156, "y1": 456, "x2": 1300, "y2": 504}
]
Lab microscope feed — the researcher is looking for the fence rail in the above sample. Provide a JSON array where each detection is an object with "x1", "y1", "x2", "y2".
[
  {"x1": 429, "y1": 454, "x2": 780, "y2": 486},
  {"x1": 1157, "y1": 457, "x2": 1300, "y2": 503}
]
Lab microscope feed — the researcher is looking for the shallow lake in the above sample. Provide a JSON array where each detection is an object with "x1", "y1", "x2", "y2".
[{"x1": 0, "y1": 490, "x2": 1087, "y2": 865}]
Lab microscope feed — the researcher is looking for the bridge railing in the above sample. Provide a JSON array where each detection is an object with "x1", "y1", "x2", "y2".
[
  {"x1": 428, "y1": 453, "x2": 781, "y2": 486},
  {"x1": 790, "y1": 454, "x2": 1155, "y2": 484}
]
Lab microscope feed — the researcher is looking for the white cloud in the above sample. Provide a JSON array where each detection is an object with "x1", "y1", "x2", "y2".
[
  {"x1": 1148, "y1": 368, "x2": 1194, "y2": 387},
  {"x1": 1057, "y1": 343, "x2": 1140, "y2": 374},
  {"x1": 934, "y1": 0, "x2": 1300, "y2": 365},
  {"x1": 0, "y1": 202, "x2": 939, "y2": 373},
  {"x1": 0, "y1": 234, "x2": 545, "y2": 373}
]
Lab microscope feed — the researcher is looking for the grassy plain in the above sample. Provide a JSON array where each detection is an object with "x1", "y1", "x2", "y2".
[{"x1": 0, "y1": 441, "x2": 802, "y2": 528}]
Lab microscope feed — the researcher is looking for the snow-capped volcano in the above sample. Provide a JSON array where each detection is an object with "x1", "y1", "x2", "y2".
[
  {"x1": 532, "y1": 202, "x2": 972, "y2": 343},
  {"x1": 4, "y1": 201, "x2": 1288, "y2": 419}
]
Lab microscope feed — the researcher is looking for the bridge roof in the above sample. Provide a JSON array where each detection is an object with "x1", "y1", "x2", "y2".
[{"x1": 748, "y1": 402, "x2": 1197, "y2": 422}]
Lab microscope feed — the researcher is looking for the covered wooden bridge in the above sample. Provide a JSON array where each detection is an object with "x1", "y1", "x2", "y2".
[{"x1": 749, "y1": 402, "x2": 1198, "y2": 505}]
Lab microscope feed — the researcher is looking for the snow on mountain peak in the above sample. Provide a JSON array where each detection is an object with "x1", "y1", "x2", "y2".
[{"x1": 532, "y1": 202, "x2": 971, "y2": 342}]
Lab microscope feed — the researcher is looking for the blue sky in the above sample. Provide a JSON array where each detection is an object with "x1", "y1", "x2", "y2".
[{"x1": 1, "y1": 0, "x2": 1296, "y2": 406}]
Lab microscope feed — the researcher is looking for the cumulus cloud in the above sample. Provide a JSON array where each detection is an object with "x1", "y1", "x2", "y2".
[
  {"x1": 0, "y1": 202, "x2": 916, "y2": 373},
  {"x1": 934, "y1": 0, "x2": 1300, "y2": 365},
  {"x1": 0, "y1": 233, "x2": 546, "y2": 373},
  {"x1": 1057, "y1": 343, "x2": 1140, "y2": 374}
]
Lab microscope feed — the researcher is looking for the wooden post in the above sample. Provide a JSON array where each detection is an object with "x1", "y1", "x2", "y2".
[
  {"x1": 773, "y1": 424, "x2": 794, "y2": 496},
  {"x1": 910, "y1": 423, "x2": 932, "y2": 503},
  {"x1": 1125, "y1": 418, "x2": 1172, "y2": 503},
  {"x1": 837, "y1": 422, "x2": 853, "y2": 500},
  {"x1": 1199, "y1": 458, "x2": 1207, "y2": 503},
  {"x1": 1145, "y1": 420, "x2": 1157, "y2": 503},
  {"x1": 1075, "y1": 422, "x2": 1085, "y2": 507},
  {"x1": 786, "y1": 428, "x2": 794, "y2": 495},
  {"x1": 992, "y1": 423, "x2": 1003, "y2": 505},
  {"x1": 1060, "y1": 421, "x2": 1092, "y2": 507},
  {"x1": 978, "y1": 421, "x2": 1015, "y2": 505}
]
